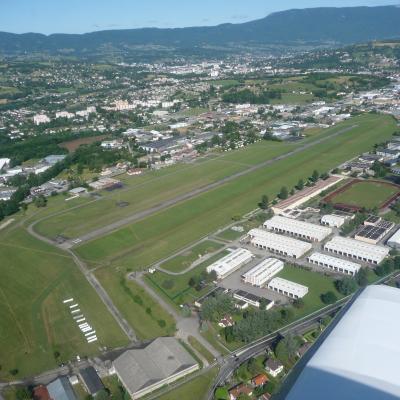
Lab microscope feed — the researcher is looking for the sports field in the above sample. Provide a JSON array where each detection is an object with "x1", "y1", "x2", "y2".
[
  {"x1": 328, "y1": 180, "x2": 400, "y2": 210},
  {"x1": 0, "y1": 228, "x2": 128, "y2": 380},
  {"x1": 75, "y1": 114, "x2": 396, "y2": 270}
]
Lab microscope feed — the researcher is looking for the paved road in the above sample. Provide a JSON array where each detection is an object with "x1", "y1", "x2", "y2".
[{"x1": 29, "y1": 124, "x2": 356, "y2": 248}]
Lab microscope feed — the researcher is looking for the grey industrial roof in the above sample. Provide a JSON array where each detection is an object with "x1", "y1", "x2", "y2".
[
  {"x1": 280, "y1": 285, "x2": 400, "y2": 400},
  {"x1": 113, "y1": 337, "x2": 198, "y2": 395},
  {"x1": 47, "y1": 377, "x2": 77, "y2": 400},
  {"x1": 79, "y1": 366, "x2": 104, "y2": 395}
]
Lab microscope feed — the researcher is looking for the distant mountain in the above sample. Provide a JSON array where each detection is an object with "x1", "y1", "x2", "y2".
[{"x1": 1, "y1": 6, "x2": 400, "y2": 59}]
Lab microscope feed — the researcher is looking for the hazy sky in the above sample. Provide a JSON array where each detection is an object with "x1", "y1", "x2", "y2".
[{"x1": 1, "y1": 0, "x2": 399, "y2": 34}]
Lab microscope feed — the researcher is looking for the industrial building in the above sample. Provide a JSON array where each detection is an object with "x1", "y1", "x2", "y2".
[
  {"x1": 388, "y1": 228, "x2": 400, "y2": 249},
  {"x1": 112, "y1": 337, "x2": 199, "y2": 399},
  {"x1": 320, "y1": 214, "x2": 347, "y2": 228},
  {"x1": 263, "y1": 216, "x2": 332, "y2": 242},
  {"x1": 241, "y1": 258, "x2": 284, "y2": 287},
  {"x1": 206, "y1": 248, "x2": 254, "y2": 279},
  {"x1": 248, "y1": 229, "x2": 312, "y2": 259},
  {"x1": 307, "y1": 252, "x2": 361, "y2": 276},
  {"x1": 324, "y1": 236, "x2": 389, "y2": 265},
  {"x1": 267, "y1": 277, "x2": 309, "y2": 299},
  {"x1": 233, "y1": 290, "x2": 274, "y2": 309}
]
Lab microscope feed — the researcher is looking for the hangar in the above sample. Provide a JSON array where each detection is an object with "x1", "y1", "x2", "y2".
[
  {"x1": 267, "y1": 277, "x2": 309, "y2": 299},
  {"x1": 242, "y1": 258, "x2": 284, "y2": 287},
  {"x1": 307, "y1": 252, "x2": 361, "y2": 276}
]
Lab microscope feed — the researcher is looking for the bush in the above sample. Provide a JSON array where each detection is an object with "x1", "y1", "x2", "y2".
[
  {"x1": 320, "y1": 291, "x2": 337, "y2": 304},
  {"x1": 335, "y1": 277, "x2": 358, "y2": 296}
]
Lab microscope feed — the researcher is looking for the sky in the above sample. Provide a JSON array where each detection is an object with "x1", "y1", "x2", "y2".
[{"x1": 1, "y1": 0, "x2": 399, "y2": 35}]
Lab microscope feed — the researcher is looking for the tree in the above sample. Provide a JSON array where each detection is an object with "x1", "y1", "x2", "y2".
[
  {"x1": 15, "y1": 387, "x2": 31, "y2": 400},
  {"x1": 96, "y1": 390, "x2": 110, "y2": 400},
  {"x1": 275, "y1": 333, "x2": 299, "y2": 363},
  {"x1": 214, "y1": 387, "x2": 229, "y2": 400},
  {"x1": 311, "y1": 169, "x2": 320, "y2": 182},
  {"x1": 335, "y1": 277, "x2": 358, "y2": 296},
  {"x1": 293, "y1": 298, "x2": 304, "y2": 309},
  {"x1": 260, "y1": 195, "x2": 269, "y2": 210},
  {"x1": 296, "y1": 179, "x2": 304, "y2": 190},
  {"x1": 321, "y1": 291, "x2": 337, "y2": 304},
  {"x1": 278, "y1": 186, "x2": 288, "y2": 200},
  {"x1": 34, "y1": 195, "x2": 47, "y2": 208},
  {"x1": 355, "y1": 268, "x2": 368, "y2": 287}
]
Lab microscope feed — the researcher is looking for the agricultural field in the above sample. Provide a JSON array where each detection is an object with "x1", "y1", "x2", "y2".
[
  {"x1": 94, "y1": 267, "x2": 176, "y2": 339},
  {"x1": 59, "y1": 135, "x2": 108, "y2": 152},
  {"x1": 75, "y1": 114, "x2": 396, "y2": 271},
  {"x1": 0, "y1": 228, "x2": 128, "y2": 380},
  {"x1": 159, "y1": 240, "x2": 224, "y2": 273},
  {"x1": 327, "y1": 180, "x2": 400, "y2": 210}
]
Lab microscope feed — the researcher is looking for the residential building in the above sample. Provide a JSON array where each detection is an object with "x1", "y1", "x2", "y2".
[
  {"x1": 265, "y1": 358, "x2": 284, "y2": 377},
  {"x1": 33, "y1": 114, "x2": 50, "y2": 125},
  {"x1": 252, "y1": 374, "x2": 269, "y2": 387},
  {"x1": 229, "y1": 384, "x2": 253, "y2": 400},
  {"x1": 241, "y1": 258, "x2": 284, "y2": 287},
  {"x1": 267, "y1": 277, "x2": 309, "y2": 299},
  {"x1": 79, "y1": 367, "x2": 104, "y2": 396},
  {"x1": 47, "y1": 377, "x2": 77, "y2": 400}
]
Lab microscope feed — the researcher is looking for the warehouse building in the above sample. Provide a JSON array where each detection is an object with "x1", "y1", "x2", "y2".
[
  {"x1": 263, "y1": 216, "x2": 332, "y2": 242},
  {"x1": 248, "y1": 229, "x2": 312, "y2": 259},
  {"x1": 112, "y1": 337, "x2": 199, "y2": 399},
  {"x1": 242, "y1": 258, "x2": 284, "y2": 287},
  {"x1": 233, "y1": 290, "x2": 274, "y2": 309},
  {"x1": 206, "y1": 248, "x2": 254, "y2": 279},
  {"x1": 307, "y1": 252, "x2": 361, "y2": 276},
  {"x1": 320, "y1": 214, "x2": 347, "y2": 228},
  {"x1": 324, "y1": 236, "x2": 389, "y2": 265},
  {"x1": 267, "y1": 277, "x2": 309, "y2": 299},
  {"x1": 388, "y1": 228, "x2": 400, "y2": 249}
]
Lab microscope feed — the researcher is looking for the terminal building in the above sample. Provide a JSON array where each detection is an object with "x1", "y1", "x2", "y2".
[
  {"x1": 206, "y1": 248, "x2": 254, "y2": 279},
  {"x1": 263, "y1": 216, "x2": 332, "y2": 242},
  {"x1": 267, "y1": 277, "x2": 309, "y2": 299},
  {"x1": 248, "y1": 229, "x2": 312, "y2": 259},
  {"x1": 323, "y1": 236, "x2": 389, "y2": 265},
  {"x1": 241, "y1": 258, "x2": 284, "y2": 287},
  {"x1": 307, "y1": 252, "x2": 361, "y2": 276}
]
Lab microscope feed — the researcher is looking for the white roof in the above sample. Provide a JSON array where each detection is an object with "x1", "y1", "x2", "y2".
[
  {"x1": 324, "y1": 236, "x2": 389, "y2": 263},
  {"x1": 308, "y1": 252, "x2": 361, "y2": 273},
  {"x1": 268, "y1": 277, "x2": 308, "y2": 297},
  {"x1": 242, "y1": 258, "x2": 283, "y2": 284},
  {"x1": 206, "y1": 248, "x2": 253, "y2": 278},
  {"x1": 321, "y1": 214, "x2": 346, "y2": 226},
  {"x1": 264, "y1": 216, "x2": 332, "y2": 241},
  {"x1": 249, "y1": 228, "x2": 312, "y2": 258},
  {"x1": 387, "y1": 228, "x2": 400, "y2": 245},
  {"x1": 285, "y1": 285, "x2": 400, "y2": 400}
]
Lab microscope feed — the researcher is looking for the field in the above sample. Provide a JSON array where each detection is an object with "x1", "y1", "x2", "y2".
[
  {"x1": 59, "y1": 135, "x2": 108, "y2": 152},
  {"x1": 159, "y1": 240, "x2": 224, "y2": 273},
  {"x1": 75, "y1": 114, "x2": 396, "y2": 271},
  {"x1": 325, "y1": 179, "x2": 400, "y2": 211},
  {"x1": 276, "y1": 265, "x2": 343, "y2": 317},
  {"x1": 0, "y1": 228, "x2": 128, "y2": 380},
  {"x1": 94, "y1": 267, "x2": 176, "y2": 339}
]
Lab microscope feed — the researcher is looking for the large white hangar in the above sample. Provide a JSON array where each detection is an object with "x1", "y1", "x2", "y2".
[
  {"x1": 248, "y1": 228, "x2": 312, "y2": 259},
  {"x1": 206, "y1": 248, "x2": 254, "y2": 279},
  {"x1": 307, "y1": 252, "x2": 361, "y2": 276},
  {"x1": 263, "y1": 215, "x2": 332, "y2": 242},
  {"x1": 323, "y1": 236, "x2": 389, "y2": 265},
  {"x1": 242, "y1": 257, "x2": 284, "y2": 287}
]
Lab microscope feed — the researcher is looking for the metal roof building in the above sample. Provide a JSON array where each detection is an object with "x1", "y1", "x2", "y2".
[
  {"x1": 387, "y1": 227, "x2": 400, "y2": 249},
  {"x1": 278, "y1": 285, "x2": 400, "y2": 400},
  {"x1": 320, "y1": 214, "x2": 347, "y2": 228},
  {"x1": 113, "y1": 337, "x2": 199, "y2": 399},
  {"x1": 267, "y1": 277, "x2": 309, "y2": 299},
  {"x1": 242, "y1": 258, "x2": 284, "y2": 287},
  {"x1": 248, "y1": 228, "x2": 312, "y2": 259},
  {"x1": 206, "y1": 248, "x2": 254, "y2": 279},
  {"x1": 307, "y1": 252, "x2": 361, "y2": 276},
  {"x1": 47, "y1": 377, "x2": 77, "y2": 400},
  {"x1": 264, "y1": 216, "x2": 332, "y2": 242},
  {"x1": 79, "y1": 367, "x2": 104, "y2": 396},
  {"x1": 323, "y1": 236, "x2": 389, "y2": 265}
]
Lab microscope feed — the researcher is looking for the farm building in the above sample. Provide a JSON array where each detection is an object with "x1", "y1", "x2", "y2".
[
  {"x1": 388, "y1": 228, "x2": 400, "y2": 249},
  {"x1": 267, "y1": 277, "x2": 309, "y2": 299},
  {"x1": 241, "y1": 258, "x2": 284, "y2": 287},
  {"x1": 307, "y1": 252, "x2": 361, "y2": 276},
  {"x1": 263, "y1": 216, "x2": 332, "y2": 242},
  {"x1": 112, "y1": 337, "x2": 199, "y2": 399},
  {"x1": 320, "y1": 214, "x2": 347, "y2": 228},
  {"x1": 323, "y1": 236, "x2": 389, "y2": 265},
  {"x1": 271, "y1": 176, "x2": 344, "y2": 214},
  {"x1": 233, "y1": 290, "x2": 274, "y2": 309},
  {"x1": 248, "y1": 229, "x2": 312, "y2": 259},
  {"x1": 206, "y1": 248, "x2": 254, "y2": 279}
]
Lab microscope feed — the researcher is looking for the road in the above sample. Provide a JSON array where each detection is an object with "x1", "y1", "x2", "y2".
[{"x1": 28, "y1": 124, "x2": 356, "y2": 249}]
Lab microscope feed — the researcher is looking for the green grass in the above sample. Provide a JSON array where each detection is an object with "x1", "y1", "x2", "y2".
[
  {"x1": 382, "y1": 210, "x2": 400, "y2": 224},
  {"x1": 94, "y1": 267, "x2": 176, "y2": 339},
  {"x1": 159, "y1": 240, "x2": 224, "y2": 273},
  {"x1": 332, "y1": 180, "x2": 399, "y2": 209},
  {"x1": 188, "y1": 335, "x2": 216, "y2": 364},
  {"x1": 276, "y1": 265, "x2": 343, "y2": 316},
  {"x1": 155, "y1": 367, "x2": 218, "y2": 400},
  {"x1": 0, "y1": 228, "x2": 128, "y2": 381},
  {"x1": 76, "y1": 114, "x2": 396, "y2": 271},
  {"x1": 200, "y1": 323, "x2": 230, "y2": 356}
]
